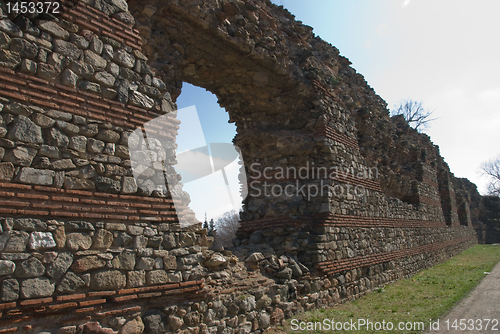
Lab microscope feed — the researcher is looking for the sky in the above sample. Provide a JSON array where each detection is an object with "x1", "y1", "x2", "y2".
[{"x1": 175, "y1": 0, "x2": 500, "y2": 221}]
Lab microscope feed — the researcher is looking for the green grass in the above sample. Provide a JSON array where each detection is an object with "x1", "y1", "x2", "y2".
[{"x1": 282, "y1": 244, "x2": 500, "y2": 334}]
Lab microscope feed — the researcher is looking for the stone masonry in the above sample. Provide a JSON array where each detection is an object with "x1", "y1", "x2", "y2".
[{"x1": 0, "y1": 0, "x2": 479, "y2": 333}]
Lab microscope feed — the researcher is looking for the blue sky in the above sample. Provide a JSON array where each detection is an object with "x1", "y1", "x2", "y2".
[{"x1": 176, "y1": 0, "x2": 500, "y2": 221}]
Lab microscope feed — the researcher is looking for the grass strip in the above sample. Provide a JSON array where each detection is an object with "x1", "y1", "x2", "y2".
[{"x1": 281, "y1": 244, "x2": 500, "y2": 334}]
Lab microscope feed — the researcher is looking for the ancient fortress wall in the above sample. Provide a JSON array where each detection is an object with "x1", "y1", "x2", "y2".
[{"x1": 0, "y1": 0, "x2": 477, "y2": 333}]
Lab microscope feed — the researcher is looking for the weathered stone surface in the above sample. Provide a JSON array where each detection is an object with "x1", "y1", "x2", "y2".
[
  {"x1": 0, "y1": 162, "x2": 14, "y2": 181},
  {"x1": 71, "y1": 256, "x2": 106, "y2": 272},
  {"x1": 21, "y1": 277, "x2": 55, "y2": 298},
  {"x1": 146, "y1": 270, "x2": 169, "y2": 284},
  {"x1": 68, "y1": 135, "x2": 88, "y2": 153},
  {"x1": 3, "y1": 146, "x2": 37, "y2": 166},
  {"x1": 15, "y1": 256, "x2": 45, "y2": 278},
  {"x1": 119, "y1": 317, "x2": 144, "y2": 334},
  {"x1": 51, "y1": 159, "x2": 76, "y2": 170},
  {"x1": 57, "y1": 271, "x2": 86, "y2": 293},
  {"x1": 29, "y1": 232, "x2": 56, "y2": 250},
  {"x1": 37, "y1": 63, "x2": 61, "y2": 81},
  {"x1": 10, "y1": 38, "x2": 38, "y2": 59},
  {"x1": 95, "y1": 176, "x2": 121, "y2": 193},
  {"x1": 114, "y1": 49, "x2": 135, "y2": 68},
  {"x1": 66, "y1": 232, "x2": 92, "y2": 251},
  {"x1": 6, "y1": 102, "x2": 33, "y2": 116},
  {"x1": 87, "y1": 138, "x2": 105, "y2": 153},
  {"x1": 46, "y1": 252, "x2": 73, "y2": 279},
  {"x1": 0, "y1": 19, "x2": 23, "y2": 37},
  {"x1": 95, "y1": 71, "x2": 115, "y2": 87},
  {"x1": 66, "y1": 221, "x2": 95, "y2": 231},
  {"x1": 7, "y1": 115, "x2": 43, "y2": 143},
  {"x1": 13, "y1": 218, "x2": 46, "y2": 231},
  {"x1": 92, "y1": 229, "x2": 113, "y2": 249},
  {"x1": 63, "y1": 177, "x2": 96, "y2": 190},
  {"x1": 32, "y1": 113, "x2": 56, "y2": 128},
  {"x1": 96, "y1": 129, "x2": 120, "y2": 143},
  {"x1": 3, "y1": 231, "x2": 29, "y2": 252},
  {"x1": 79, "y1": 80, "x2": 101, "y2": 93},
  {"x1": 20, "y1": 58, "x2": 37, "y2": 74},
  {"x1": 47, "y1": 128, "x2": 70, "y2": 147},
  {"x1": 0, "y1": 260, "x2": 15, "y2": 276},
  {"x1": 129, "y1": 91, "x2": 154, "y2": 109},
  {"x1": 90, "y1": 270, "x2": 126, "y2": 290},
  {"x1": 54, "y1": 39, "x2": 82, "y2": 59},
  {"x1": 84, "y1": 50, "x2": 107, "y2": 69},
  {"x1": 70, "y1": 60, "x2": 94, "y2": 78},
  {"x1": 62, "y1": 68, "x2": 79, "y2": 87},
  {"x1": 17, "y1": 167, "x2": 55, "y2": 185},
  {"x1": 39, "y1": 21, "x2": 70, "y2": 40},
  {"x1": 1, "y1": 278, "x2": 19, "y2": 301},
  {"x1": 0, "y1": 49, "x2": 21, "y2": 68},
  {"x1": 127, "y1": 270, "x2": 146, "y2": 288},
  {"x1": 112, "y1": 251, "x2": 135, "y2": 270}
]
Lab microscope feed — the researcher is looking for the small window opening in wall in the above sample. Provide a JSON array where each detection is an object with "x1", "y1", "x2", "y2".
[{"x1": 175, "y1": 83, "x2": 245, "y2": 224}]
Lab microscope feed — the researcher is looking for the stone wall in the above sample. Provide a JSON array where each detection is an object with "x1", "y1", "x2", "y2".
[{"x1": 0, "y1": 0, "x2": 480, "y2": 333}]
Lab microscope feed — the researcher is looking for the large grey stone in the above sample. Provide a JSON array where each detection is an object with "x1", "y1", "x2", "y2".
[
  {"x1": 62, "y1": 69, "x2": 78, "y2": 87},
  {"x1": 96, "y1": 129, "x2": 120, "y2": 143},
  {"x1": 39, "y1": 145, "x2": 59, "y2": 158},
  {"x1": 3, "y1": 146, "x2": 37, "y2": 166},
  {"x1": 21, "y1": 278, "x2": 55, "y2": 298},
  {"x1": 146, "y1": 270, "x2": 169, "y2": 285},
  {"x1": 7, "y1": 115, "x2": 43, "y2": 143},
  {"x1": 37, "y1": 63, "x2": 61, "y2": 81},
  {"x1": 46, "y1": 128, "x2": 69, "y2": 147},
  {"x1": 38, "y1": 21, "x2": 69, "y2": 40},
  {"x1": 90, "y1": 270, "x2": 126, "y2": 290},
  {"x1": 63, "y1": 177, "x2": 96, "y2": 190},
  {"x1": 0, "y1": 49, "x2": 21, "y2": 68},
  {"x1": 0, "y1": 260, "x2": 15, "y2": 275},
  {"x1": 71, "y1": 256, "x2": 106, "y2": 272},
  {"x1": 10, "y1": 38, "x2": 38, "y2": 59},
  {"x1": 14, "y1": 218, "x2": 47, "y2": 231},
  {"x1": 29, "y1": 232, "x2": 56, "y2": 250},
  {"x1": 51, "y1": 159, "x2": 76, "y2": 170},
  {"x1": 91, "y1": 229, "x2": 113, "y2": 249},
  {"x1": 113, "y1": 49, "x2": 135, "y2": 68},
  {"x1": 84, "y1": 50, "x2": 107, "y2": 69},
  {"x1": 46, "y1": 110, "x2": 72, "y2": 121},
  {"x1": 66, "y1": 232, "x2": 92, "y2": 251},
  {"x1": 57, "y1": 272, "x2": 85, "y2": 293},
  {"x1": 46, "y1": 252, "x2": 73, "y2": 279},
  {"x1": 70, "y1": 60, "x2": 94, "y2": 79},
  {"x1": 6, "y1": 102, "x2": 33, "y2": 116},
  {"x1": 54, "y1": 39, "x2": 82, "y2": 59},
  {"x1": 95, "y1": 71, "x2": 115, "y2": 87},
  {"x1": 0, "y1": 19, "x2": 23, "y2": 37},
  {"x1": 0, "y1": 31, "x2": 10, "y2": 49},
  {"x1": 17, "y1": 167, "x2": 55, "y2": 185},
  {"x1": 111, "y1": 251, "x2": 135, "y2": 270},
  {"x1": 69, "y1": 136, "x2": 87, "y2": 153},
  {"x1": 129, "y1": 91, "x2": 154, "y2": 109},
  {"x1": 32, "y1": 113, "x2": 56, "y2": 128},
  {"x1": 15, "y1": 257, "x2": 45, "y2": 278},
  {"x1": 78, "y1": 80, "x2": 101, "y2": 93},
  {"x1": 0, "y1": 162, "x2": 14, "y2": 181},
  {"x1": 1, "y1": 279, "x2": 19, "y2": 301},
  {"x1": 87, "y1": 138, "x2": 105, "y2": 153},
  {"x1": 121, "y1": 177, "x2": 137, "y2": 194},
  {"x1": 3, "y1": 231, "x2": 29, "y2": 252}
]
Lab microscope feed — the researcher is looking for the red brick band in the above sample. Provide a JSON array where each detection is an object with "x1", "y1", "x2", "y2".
[
  {"x1": 316, "y1": 235, "x2": 475, "y2": 275},
  {"x1": 0, "y1": 68, "x2": 179, "y2": 130},
  {"x1": 0, "y1": 182, "x2": 182, "y2": 222},
  {"x1": 0, "y1": 281, "x2": 205, "y2": 327}
]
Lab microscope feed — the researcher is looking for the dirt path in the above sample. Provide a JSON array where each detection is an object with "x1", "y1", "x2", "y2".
[{"x1": 425, "y1": 260, "x2": 500, "y2": 333}]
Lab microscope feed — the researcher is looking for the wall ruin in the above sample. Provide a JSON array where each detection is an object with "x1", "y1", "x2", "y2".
[{"x1": 0, "y1": 0, "x2": 478, "y2": 333}]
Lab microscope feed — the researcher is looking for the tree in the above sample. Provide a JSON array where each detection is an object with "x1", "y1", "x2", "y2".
[
  {"x1": 391, "y1": 100, "x2": 436, "y2": 132},
  {"x1": 481, "y1": 155, "x2": 500, "y2": 196},
  {"x1": 213, "y1": 210, "x2": 240, "y2": 249}
]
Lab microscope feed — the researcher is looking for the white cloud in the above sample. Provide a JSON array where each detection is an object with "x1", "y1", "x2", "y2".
[{"x1": 402, "y1": 0, "x2": 411, "y2": 7}]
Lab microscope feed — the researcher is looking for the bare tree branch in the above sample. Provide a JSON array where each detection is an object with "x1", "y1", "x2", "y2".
[
  {"x1": 481, "y1": 155, "x2": 500, "y2": 196},
  {"x1": 391, "y1": 100, "x2": 436, "y2": 132}
]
